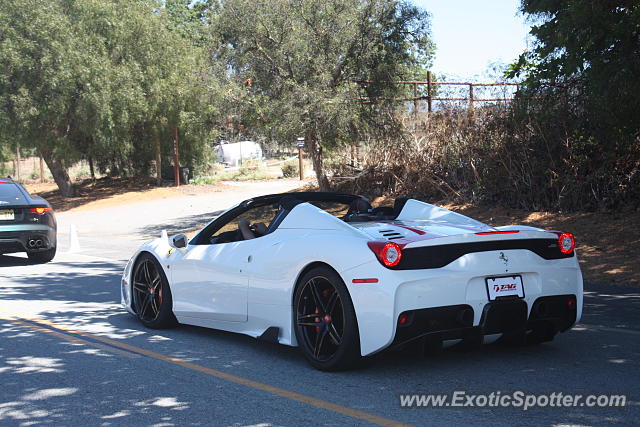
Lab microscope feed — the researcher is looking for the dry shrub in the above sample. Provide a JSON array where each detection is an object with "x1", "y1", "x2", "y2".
[{"x1": 331, "y1": 100, "x2": 640, "y2": 211}]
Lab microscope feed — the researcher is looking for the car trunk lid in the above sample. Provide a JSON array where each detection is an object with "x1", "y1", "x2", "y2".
[{"x1": 349, "y1": 219, "x2": 493, "y2": 241}]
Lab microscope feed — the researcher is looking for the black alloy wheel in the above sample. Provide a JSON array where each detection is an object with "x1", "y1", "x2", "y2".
[
  {"x1": 132, "y1": 253, "x2": 177, "y2": 329},
  {"x1": 294, "y1": 266, "x2": 361, "y2": 371}
]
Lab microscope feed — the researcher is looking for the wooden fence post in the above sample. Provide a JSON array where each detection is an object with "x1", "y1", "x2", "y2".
[
  {"x1": 427, "y1": 71, "x2": 432, "y2": 113},
  {"x1": 413, "y1": 82, "x2": 418, "y2": 122},
  {"x1": 468, "y1": 84, "x2": 475, "y2": 116}
]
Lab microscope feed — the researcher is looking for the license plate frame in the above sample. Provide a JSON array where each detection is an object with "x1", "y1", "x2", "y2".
[
  {"x1": 0, "y1": 209, "x2": 15, "y2": 221},
  {"x1": 486, "y1": 275, "x2": 524, "y2": 300}
]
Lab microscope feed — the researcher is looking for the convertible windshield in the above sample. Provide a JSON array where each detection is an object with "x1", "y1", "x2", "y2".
[{"x1": 308, "y1": 201, "x2": 351, "y2": 218}]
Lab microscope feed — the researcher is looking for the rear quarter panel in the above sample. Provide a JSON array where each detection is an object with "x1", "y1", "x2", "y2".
[{"x1": 245, "y1": 226, "x2": 376, "y2": 347}]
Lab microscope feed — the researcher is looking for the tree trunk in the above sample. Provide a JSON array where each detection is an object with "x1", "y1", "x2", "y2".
[
  {"x1": 41, "y1": 148, "x2": 74, "y2": 197},
  {"x1": 88, "y1": 156, "x2": 95, "y2": 180},
  {"x1": 15, "y1": 144, "x2": 21, "y2": 182},
  {"x1": 155, "y1": 129, "x2": 162, "y2": 186},
  {"x1": 39, "y1": 155, "x2": 44, "y2": 183},
  {"x1": 305, "y1": 129, "x2": 330, "y2": 191}
]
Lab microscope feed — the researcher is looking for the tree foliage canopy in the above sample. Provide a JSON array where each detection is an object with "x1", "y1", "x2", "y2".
[
  {"x1": 215, "y1": 0, "x2": 434, "y2": 188},
  {"x1": 509, "y1": 1, "x2": 640, "y2": 134},
  {"x1": 0, "y1": 0, "x2": 217, "y2": 195},
  {"x1": 0, "y1": 0, "x2": 436, "y2": 195},
  {"x1": 506, "y1": 0, "x2": 640, "y2": 208}
]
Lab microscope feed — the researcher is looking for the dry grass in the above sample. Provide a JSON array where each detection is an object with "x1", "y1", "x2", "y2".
[
  {"x1": 333, "y1": 104, "x2": 640, "y2": 211},
  {"x1": 24, "y1": 177, "x2": 229, "y2": 212}
]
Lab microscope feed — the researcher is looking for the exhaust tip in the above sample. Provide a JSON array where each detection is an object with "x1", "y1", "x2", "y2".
[
  {"x1": 35, "y1": 239, "x2": 43, "y2": 248},
  {"x1": 537, "y1": 302, "x2": 549, "y2": 317},
  {"x1": 28, "y1": 239, "x2": 36, "y2": 248},
  {"x1": 457, "y1": 308, "x2": 474, "y2": 326}
]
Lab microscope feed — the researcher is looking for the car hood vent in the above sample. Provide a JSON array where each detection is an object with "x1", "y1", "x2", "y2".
[{"x1": 378, "y1": 229, "x2": 404, "y2": 240}]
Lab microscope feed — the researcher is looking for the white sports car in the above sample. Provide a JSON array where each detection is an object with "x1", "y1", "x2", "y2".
[{"x1": 121, "y1": 192, "x2": 583, "y2": 370}]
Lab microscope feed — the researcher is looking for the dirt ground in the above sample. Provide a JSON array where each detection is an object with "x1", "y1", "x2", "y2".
[
  {"x1": 25, "y1": 178, "x2": 640, "y2": 287},
  {"x1": 25, "y1": 177, "x2": 236, "y2": 213}
]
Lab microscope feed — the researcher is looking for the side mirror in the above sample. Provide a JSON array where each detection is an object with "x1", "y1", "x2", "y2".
[{"x1": 169, "y1": 233, "x2": 188, "y2": 249}]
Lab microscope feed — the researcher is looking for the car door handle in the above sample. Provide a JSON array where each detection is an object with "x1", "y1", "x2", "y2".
[{"x1": 247, "y1": 255, "x2": 252, "y2": 263}]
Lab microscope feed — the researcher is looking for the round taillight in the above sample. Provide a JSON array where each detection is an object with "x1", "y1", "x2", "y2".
[
  {"x1": 381, "y1": 242, "x2": 402, "y2": 267},
  {"x1": 367, "y1": 241, "x2": 405, "y2": 268},
  {"x1": 558, "y1": 232, "x2": 575, "y2": 254}
]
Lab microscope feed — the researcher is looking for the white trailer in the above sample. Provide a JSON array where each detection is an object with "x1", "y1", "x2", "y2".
[{"x1": 215, "y1": 141, "x2": 263, "y2": 166}]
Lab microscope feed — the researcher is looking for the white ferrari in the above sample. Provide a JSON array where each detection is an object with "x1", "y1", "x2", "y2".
[{"x1": 121, "y1": 192, "x2": 583, "y2": 370}]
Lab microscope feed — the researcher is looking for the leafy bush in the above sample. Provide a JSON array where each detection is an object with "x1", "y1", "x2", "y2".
[
  {"x1": 215, "y1": 166, "x2": 273, "y2": 181},
  {"x1": 191, "y1": 176, "x2": 219, "y2": 185},
  {"x1": 74, "y1": 168, "x2": 90, "y2": 180},
  {"x1": 281, "y1": 160, "x2": 299, "y2": 178}
]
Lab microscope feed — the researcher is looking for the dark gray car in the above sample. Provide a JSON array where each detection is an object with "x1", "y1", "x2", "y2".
[{"x1": 0, "y1": 177, "x2": 57, "y2": 262}]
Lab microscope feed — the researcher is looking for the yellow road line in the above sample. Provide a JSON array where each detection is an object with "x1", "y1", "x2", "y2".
[{"x1": 0, "y1": 309, "x2": 412, "y2": 427}]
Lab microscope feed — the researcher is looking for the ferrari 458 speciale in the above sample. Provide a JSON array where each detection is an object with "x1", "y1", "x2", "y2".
[{"x1": 122, "y1": 192, "x2": 582, "y2": 370}]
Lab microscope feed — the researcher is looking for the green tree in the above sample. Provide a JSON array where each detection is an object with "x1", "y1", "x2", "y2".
[
  {"x1": 509, "y1": 1, "x2": 640, "y2": 130},
  {"x1": 0, "y1": 0, "x2": 217, "y2": 196},
  {"x1": 216, "y1": 0, "x2": 434, "y2": 189},
  {"x1": 507, "y1": 1, "x2": 640, "y2": 208}
]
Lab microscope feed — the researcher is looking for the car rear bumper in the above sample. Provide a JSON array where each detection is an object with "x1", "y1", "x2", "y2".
[
  {"x1": 0, "y1": 224, "x2": 57, "y2": 254},
  {"x1": 343, "y1": 249, "x2": 583, "y2": 356},
  {"x1": 390, "y1": 294, "x2": 577, "y2": 349}
]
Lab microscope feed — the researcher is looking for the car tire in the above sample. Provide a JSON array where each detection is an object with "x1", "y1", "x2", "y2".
[
  {"x1": 132, "y1": 253, "x2": 178, "y2": 329},
  {"x1": 27, "y1": 246, "x2": 56, "y2": 263},
  {"x1": 293, "y1": 265, "x2": 361, "y2": 371}
]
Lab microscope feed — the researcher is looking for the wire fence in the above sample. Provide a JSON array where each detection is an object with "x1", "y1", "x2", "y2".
[{"x1": 358, "y1": 75, "x2": 521, "y2": 115}]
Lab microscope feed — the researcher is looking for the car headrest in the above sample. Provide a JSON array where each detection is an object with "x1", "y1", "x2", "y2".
[
  {"x1": 254, "y1": 222, "x2": 268, "y2": 236},
  {"x1": 238, "y1": 219, "x2": 255, "y2": 240},
  {"x1": 393, "y1": 197, "x2": 410, "y2": 218},
  {"x1": 347, "y1": 197, "x2": 372, "y2": 216}
]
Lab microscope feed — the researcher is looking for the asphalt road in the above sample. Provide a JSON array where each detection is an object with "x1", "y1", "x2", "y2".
[
  {"x1": 1, "y1": 183, "x2": 639, "y2": 426},
  {"x1": 54, "y1": 179, "x2": 305, "y2": 260}
]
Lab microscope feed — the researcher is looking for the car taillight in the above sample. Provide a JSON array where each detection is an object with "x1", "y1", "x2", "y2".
[
  {"x1": 367, "y1": 241, "x2": 403, "y2": 267},
  {"x1": 30, "y1": 207, "x2": 52, "y2": 215},
  {"x1": 557, "y1": 232, "x2": 575, "y2": 254}
]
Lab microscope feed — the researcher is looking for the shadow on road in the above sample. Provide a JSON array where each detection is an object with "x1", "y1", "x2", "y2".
[
  {"x1": 0, "y1": 259, "x2": 122, "y2": 303},
  {"x1": 1, "y1": 254, "x2": 639, "y2": 426},
  {"x1": 0, "y1": 255, "x2": 35, "y2": 267},
  {"x1": 582, "y1": 282, "x2": 640, "y2": 329},
  {"x1": 0, "y1": 317, "x2": 283, "y2": 426}
]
